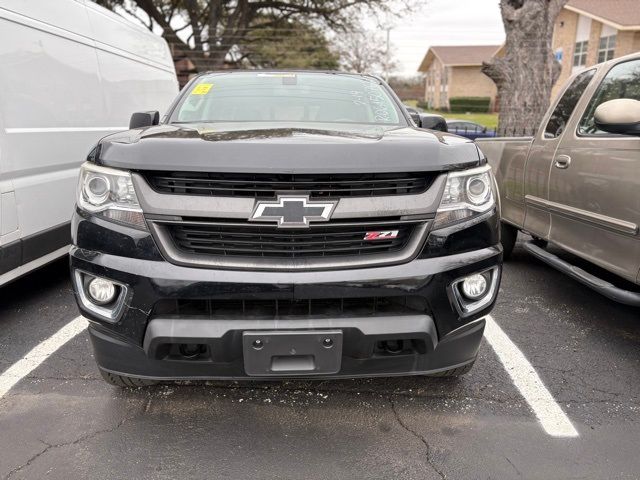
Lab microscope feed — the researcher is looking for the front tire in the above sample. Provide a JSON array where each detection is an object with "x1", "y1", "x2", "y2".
[
  {"x1": 501, "y1": 222, "x2": 518, "y2": 261},
  {"x1": 100, "y1": 369, "x2": 159, "y2": 387}
]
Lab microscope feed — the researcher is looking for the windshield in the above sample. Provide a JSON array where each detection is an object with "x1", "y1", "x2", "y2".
[{"x1": 170, "y1": 72, "x2": 404, "y2": 126}]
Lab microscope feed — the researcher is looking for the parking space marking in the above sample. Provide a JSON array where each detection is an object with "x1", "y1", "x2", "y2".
[
  {"x1": 0, "y1": 312, "x2": 578, "y2": 439},
  {"x1": 0, "y1": 316, "x2": 87, "y2": 399},
  {"x1": 484, "y1": 315, "x2": 579, "y2": 438}
]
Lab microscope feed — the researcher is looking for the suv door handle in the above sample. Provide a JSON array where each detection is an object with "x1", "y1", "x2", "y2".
[{"x1": 554, "y1": 155, "x2": 572, "y2": 169}]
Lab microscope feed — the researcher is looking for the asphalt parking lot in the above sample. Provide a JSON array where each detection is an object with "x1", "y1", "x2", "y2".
[{"x1": 1, "y1": 236, "x2": 639, "y2": 480}]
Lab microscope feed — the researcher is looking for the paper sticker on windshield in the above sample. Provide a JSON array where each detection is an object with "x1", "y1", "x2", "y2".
[{"x1": 191, "y1": 83, "x2": 213, "y2": 95}]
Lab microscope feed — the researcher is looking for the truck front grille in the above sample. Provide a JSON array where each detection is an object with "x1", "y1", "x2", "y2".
[
  {"x1": 144, "y1": 171, "x2": 435, "y2": 199},
  {"x1": 166, "y1": 221, "x2": 414, "y2": 258}
]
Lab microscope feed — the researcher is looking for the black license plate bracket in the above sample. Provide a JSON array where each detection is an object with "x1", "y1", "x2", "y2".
[{"x1": 242, "y1": 330, "x2": 343, "y2": 376}]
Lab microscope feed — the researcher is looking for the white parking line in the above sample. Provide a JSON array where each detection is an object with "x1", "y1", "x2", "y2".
[
  {"x1": 0, "y1": 313, "x2": 578, "y2": 439},
  {"x1": 484, "y1": 315, "x2": 579, "y2": 438},
  {"x1": 0, "y1": 316, "x2": 87, "y2": 399}
]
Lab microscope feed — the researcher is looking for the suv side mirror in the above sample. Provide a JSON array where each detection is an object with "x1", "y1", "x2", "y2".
[
  {"x1": 419, "y1": 114, "x2": 448, "y2": 132},
  {"x1": 594, "y1": 99, "x2": 640, "y2": 136},
  {"x1": 409, "y1": 112, "x2": 422, "y2": 127},
  {"x1": 129, "y1": 111, "x2": 160, "y2": 130}
]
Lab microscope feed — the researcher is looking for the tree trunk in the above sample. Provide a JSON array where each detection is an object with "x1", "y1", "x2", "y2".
[{"x1": 482, "y1": 0, "x2": 567, "y2": 136}]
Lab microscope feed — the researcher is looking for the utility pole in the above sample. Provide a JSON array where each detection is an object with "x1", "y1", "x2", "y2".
[{"x1": 384, "y1": 27, "x2": 392, "y2": 81}]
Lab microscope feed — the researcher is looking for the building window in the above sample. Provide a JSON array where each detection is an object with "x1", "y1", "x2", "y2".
[
  {"x1": 573, "y1": 40, "x2": 588, "y2": 67},
  {"x1": 597, "y1": 35, "x2": 616, "y2": 63}
]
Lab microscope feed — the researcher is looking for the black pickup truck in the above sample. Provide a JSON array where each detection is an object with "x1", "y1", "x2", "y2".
[{"x1": 70, "y1": 71, "x2": 502, "y2": 386}]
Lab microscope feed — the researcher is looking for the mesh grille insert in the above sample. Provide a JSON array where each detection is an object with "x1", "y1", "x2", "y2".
[
  {"x1": 166, "y1": 222, "x2": 414, "y2": 258},
  {"x1": 144, "y1": 171, "x2": 435, "y2": 198}
]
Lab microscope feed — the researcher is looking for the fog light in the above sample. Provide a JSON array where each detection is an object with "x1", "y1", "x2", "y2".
[
  {"x1": 461, "y1": 274, "x2": 488, "y2": 300},
  {"x1": 87, "y1": 277, "x2": 116, "y2": 305}
]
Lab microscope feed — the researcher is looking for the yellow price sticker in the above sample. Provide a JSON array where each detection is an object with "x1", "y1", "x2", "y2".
[{"x1": 191, "y1": 83, "x2": 213, "y2": 95}]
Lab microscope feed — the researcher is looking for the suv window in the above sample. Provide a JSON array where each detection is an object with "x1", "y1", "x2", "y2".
[
  {"x1": 544, "y1": 69, "x2": 595, "y2": 139},
  {"x1": 578, "y1": 59, "x2": 640, "y2": 135}
]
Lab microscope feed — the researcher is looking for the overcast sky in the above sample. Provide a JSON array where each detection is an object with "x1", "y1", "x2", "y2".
[{"x1": 388, "y1": 0, "x2": 505, "y2": 75}]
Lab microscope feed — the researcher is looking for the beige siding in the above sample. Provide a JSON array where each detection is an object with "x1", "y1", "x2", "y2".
[
  {"x1": 423, "y1": 58, "x2": 446, "y2": 109},
  {"x1": 551, "y1": 9, "x2": 579, "y2": 100},
  {"x1": 617, "y1": 30, "x2": 638, "y2": 57},
  {"x1": 449, "y1": 66, "x2": 497, "y2": 101},
  {"x1": 424, "y1": 64, "x2": 496, "y2": 110},
  {"x1": 551, "y1": 10, "x2": 640, "y2": 100}
]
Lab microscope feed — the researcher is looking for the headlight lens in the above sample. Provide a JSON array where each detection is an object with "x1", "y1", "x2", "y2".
[
  {"x1": 77, "y1": 162, "x2": 147, "y2": 230},
  {"x1": 433, "y1": 165, "x2": 496, "y2": 229}
]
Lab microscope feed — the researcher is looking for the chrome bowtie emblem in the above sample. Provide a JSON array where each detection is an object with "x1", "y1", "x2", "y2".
[{"x1": 250, "y1": 196, "x2": 337, "y2": 228}]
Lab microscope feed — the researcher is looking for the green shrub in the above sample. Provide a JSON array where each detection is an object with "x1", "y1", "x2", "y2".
[
  {"x1": 449, "y1": 97, "x2": 491, "y2": 113},
  {"x1": 416, "y1": 100, "x2": 430, "y2": 110}
]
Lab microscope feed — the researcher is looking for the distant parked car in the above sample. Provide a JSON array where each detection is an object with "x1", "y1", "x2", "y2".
[
  {"x1": 404, "y1": 106, "x2": 448, "y2": 132},
  {"x1": 447, "y1": 120, "x2": 496, "y2": 140}
]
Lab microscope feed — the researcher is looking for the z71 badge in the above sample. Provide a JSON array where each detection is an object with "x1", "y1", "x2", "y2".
[{"x1": 363, "y1": 230, "x2": 400, "y2": 240}]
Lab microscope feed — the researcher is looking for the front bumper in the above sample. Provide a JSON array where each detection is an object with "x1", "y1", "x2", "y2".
[{"x1": 71, "y1": 236, "x2": 501, "y2": 380}]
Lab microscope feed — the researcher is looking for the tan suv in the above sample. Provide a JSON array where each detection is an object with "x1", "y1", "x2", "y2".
[{"x1": 478, "y1": 52, "x2": 640, "y2": 305}]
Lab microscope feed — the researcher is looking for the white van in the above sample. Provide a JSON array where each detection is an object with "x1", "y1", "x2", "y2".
[{"x1": 0, "y1": 0, "x2": 179, "y2": 286}]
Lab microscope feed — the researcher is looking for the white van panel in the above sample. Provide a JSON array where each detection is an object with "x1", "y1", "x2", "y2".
[
  {"x1": 85, "y1": 2, "x2": 174, "y2": 71},
  {"x1": 0, "y1": 12, "x2": 106, "y2": 238},
  {"x1": 0, "y1": 15, "x2": 104, "y2": 129},
  {"x1": 0, "y1": 0, "x2": 178, "y2": 284},
  {"x1": 95, "y1": 50, "x2": 179, "y2": 126},
  {"x1": 1, "y1": 191, "x2": 18, "y2": 236},
  {"x1": 0, "y1": 0, "x2": 92, "y2": 39}
]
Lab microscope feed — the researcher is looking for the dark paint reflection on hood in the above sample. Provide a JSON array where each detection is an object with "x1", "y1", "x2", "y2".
[
  {"x1": 96, "y1": 122, "x2": 482, "y2": 174},
  {"x1": 167, "y1": 123, "x2": 389, "y2": 142}
]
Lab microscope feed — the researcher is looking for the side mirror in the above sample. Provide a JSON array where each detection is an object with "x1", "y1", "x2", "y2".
[
  {"x1": 409, "y1": 112, "x2": 422, "y2": 127},
  {"x1": 594, "y1": 99, "x2": 640, "y2": 136},
  {"x1": 129, "y1": 111, "x2": 160, "y2": 130},
  {"x1": 419, "y1": 114, "x2": 448, "y2": 132}
]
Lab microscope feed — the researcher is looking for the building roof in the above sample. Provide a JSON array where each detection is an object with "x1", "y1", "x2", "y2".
[
  {"x1": 566, "y1": 0, "x2": 640, "y2": 30},
  {"x1": 418, "y1": 45, "x2": 502, "y2": 72}
]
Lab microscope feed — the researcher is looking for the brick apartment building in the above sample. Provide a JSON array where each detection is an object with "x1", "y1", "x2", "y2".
[
  {"x1": 417, "y1": 45, "x2": 503, "y2": 111},
  {"x1": 551, "y1": 0, "x2": 640, "y2": 98},
  {"x1": 417, "y1": 0, "x2": 640, "y2": 110}
]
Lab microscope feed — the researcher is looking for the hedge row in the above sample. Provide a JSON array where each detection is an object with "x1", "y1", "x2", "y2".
[{"x1": 448, "y1": 97, "x2": 492, "y2": 113}]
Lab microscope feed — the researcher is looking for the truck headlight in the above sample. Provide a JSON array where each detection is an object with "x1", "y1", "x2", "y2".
[
  {"x1": 433, "y1": 165, "x2": 496, "y2": 229},
  {"x1": 77, "y1": 162, "x2": 147, "y2": 230}
]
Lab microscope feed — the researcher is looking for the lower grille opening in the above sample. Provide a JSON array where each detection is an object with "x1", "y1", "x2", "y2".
[
  {"x1": 155, "y1": 343, "x2": 212, "y2": 362},
  {"x1": 375, "y1": 339, "x2": 427, "y2": 356},
  {"x1": 152, "y1": 296, "x2": 429, "y2": 319}
]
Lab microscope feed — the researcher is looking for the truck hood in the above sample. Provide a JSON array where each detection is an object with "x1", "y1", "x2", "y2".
[{"x1": 96, "y1": 122, "x2": 482, "y2": 173}]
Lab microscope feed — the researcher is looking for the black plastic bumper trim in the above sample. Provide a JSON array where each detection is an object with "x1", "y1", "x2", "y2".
[{"x1": 0, "y1": 222, "x2": 70, "y2": 275}]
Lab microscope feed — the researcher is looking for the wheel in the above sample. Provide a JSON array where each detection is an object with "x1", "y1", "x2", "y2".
[
  {"x1": 500, "y1": 222, "x2": 518, "y2": 261},
  {"x1": 531, "y1": 236, "x2": 548, "y2": 248},
  {"x1": 428, "y1": 360, "x2": 475, "y2": 377},
  {"x1": 99, "y1": 369, "x2": 159, "y2": 387}
]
